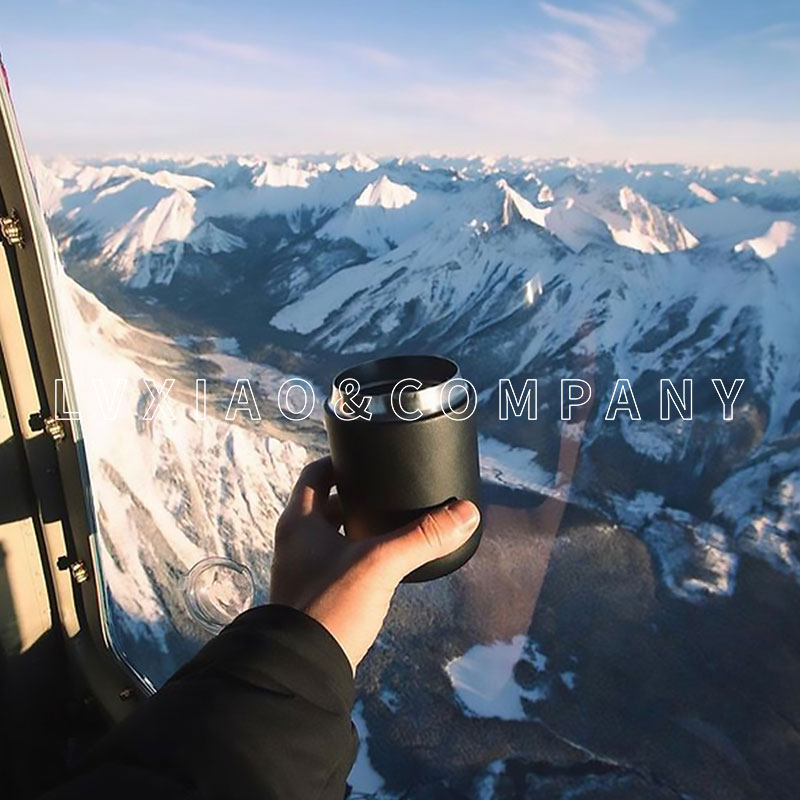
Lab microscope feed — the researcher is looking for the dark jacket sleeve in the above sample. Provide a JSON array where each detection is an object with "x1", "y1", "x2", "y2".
[{"x1": 43, "y1": 605, "x2": 358, "y2": 800}]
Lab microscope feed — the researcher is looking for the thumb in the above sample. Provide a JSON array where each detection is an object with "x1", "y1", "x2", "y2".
[{"x1": 374, "y1": 499, "x2": 481, "y2": 582}]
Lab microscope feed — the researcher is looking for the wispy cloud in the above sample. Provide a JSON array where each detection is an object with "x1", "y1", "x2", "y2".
[
  {"x1": 768, "y1": 36, "x2": 800, "y2": 54},
  {"x1": 342, "y1": 44, "x2": 408, "y2": 71},
  {"x1": 753, "y1": 22, "x2": 800, "y2": 54},
  {"x1": 707, "y1": 21, "x2": 800, "y2": 58},
  {"x1": 539, "y1": 0, "x2": 675, "y2": 71},
  {"x1": 55, "y1": 0, "x2": 115, "y2": 13},
  {"x1": 629, "y1": 0, "x2": 677, "y2": 25},
  {"x1": 170, "y1": 32, "x2": 286, "y2": 66},
  {"x1": 8, "y1": 0, "x2": 797, "y2": 167},
  {"x1": 532, "y1": 32, "x2": 598, "y2": 95},
  {"x1": 494, "y1": 0, "x2": 677, "y2": 99}
]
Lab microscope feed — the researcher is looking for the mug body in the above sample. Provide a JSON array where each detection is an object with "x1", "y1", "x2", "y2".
[{"x1": 324, "y1": 355, "x2": 482, "y2": 582}]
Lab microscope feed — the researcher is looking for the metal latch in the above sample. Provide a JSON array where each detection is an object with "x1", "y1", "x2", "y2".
[
  {"x1": 69, "y1": 561, "x2": 89, "y2": 584},
  {"x1": 29, "y1": 411, "x2": 67, "y2": 442},
  {"x1": 0, "y1": 209, "x2": 24, "y2": 248},
  {"x1": 57, "y1": 556, "x2": 90, "y2": 584}
]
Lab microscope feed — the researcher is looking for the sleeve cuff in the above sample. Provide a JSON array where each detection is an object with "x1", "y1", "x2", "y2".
[{"x1": 171, "y1": 604, "x2": 355, "y2": 714}]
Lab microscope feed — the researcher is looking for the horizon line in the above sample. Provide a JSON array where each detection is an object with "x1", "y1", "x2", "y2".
[{"x1": 31, "y1": 150, "x2": 800, "y2": 175}]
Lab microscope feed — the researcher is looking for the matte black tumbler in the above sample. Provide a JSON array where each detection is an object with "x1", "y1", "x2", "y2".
[{"x1": 323, "y1": 355, "x2": 482, "y2": 582}]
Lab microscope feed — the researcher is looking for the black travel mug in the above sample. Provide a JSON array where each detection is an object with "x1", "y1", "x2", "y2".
[{"x1": 323, "y1": 355, "x2": 482, "y2": 582}]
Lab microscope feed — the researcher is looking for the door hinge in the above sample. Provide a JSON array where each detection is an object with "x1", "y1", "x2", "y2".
[{"x1": 0, "y1": 209, "x2": 25, "y2": 248}]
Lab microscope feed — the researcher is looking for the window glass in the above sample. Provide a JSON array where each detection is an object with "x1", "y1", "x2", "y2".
[
  {"x1": 37, "y1": 149, "x2": 800, "y2": 796},
  {"x1": 5, "y1": 4, "x2": 800, "y2": 796}
]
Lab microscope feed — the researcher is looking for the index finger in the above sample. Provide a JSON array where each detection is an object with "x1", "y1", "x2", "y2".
[{"x1": 286, "y1": 456, "x2": 336, "y2": 516}]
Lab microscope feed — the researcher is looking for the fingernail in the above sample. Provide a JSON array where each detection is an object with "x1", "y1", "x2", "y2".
[{"x1": 445, "y1": 499, "x2": 481, "y2": 534}]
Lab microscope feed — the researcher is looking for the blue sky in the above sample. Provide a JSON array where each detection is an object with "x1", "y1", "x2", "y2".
[{"x1": 2, "y1": 0, "x2": 799, "y2": 167}]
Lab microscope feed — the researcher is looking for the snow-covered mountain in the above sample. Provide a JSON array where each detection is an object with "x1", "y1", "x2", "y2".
[
  {"x1": 39, "y1": 152, "x2": 800, "y2": 798},
  {"x1": 37, "y1": 153, "x2": 797, "y2": 288},
  {"x1": 40, "y1": 151, "x2": 800, "y2": 533},
  {"x1": 355, "y1": 174, "x2": 418, "y2": 209},
  {"x1": 52, "y1": 273, "x2": 315, "y2": 685},
  {"x1": 38, "y1": 155, "x2": 800, "y2": 579}
]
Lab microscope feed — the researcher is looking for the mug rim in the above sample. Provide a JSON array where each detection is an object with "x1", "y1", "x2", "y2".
[{"x1": 328, "y1": 354, "x2": 466, "y2": 421}]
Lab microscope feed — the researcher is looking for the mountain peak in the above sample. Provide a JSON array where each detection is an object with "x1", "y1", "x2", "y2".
[
  {"x1": 734, "y1": 220, "x2": 797, "y2": 262},
  {"x1": 335, "y1": 152, "x2": 379, "y2": 172},
  {"x1": 186, "y1": 219, "x2": 246, "y2": 255},
  {"x1": 614, "y1": 186, "x2": 700, "y2": 253},
  {"x1": 355, "y1": 174, "x2": 417, "y2": 209},
  {"x1": 252, "y1": 159, "x2": 313, "y2": 188},
  {"x1": 497, "y1": 179, "x2": 549, "y2": 228}
]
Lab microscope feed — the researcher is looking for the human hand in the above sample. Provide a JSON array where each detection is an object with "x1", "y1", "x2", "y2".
[{"x1": 269, "y1": 457, "x2": 480, "y2": 673}]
